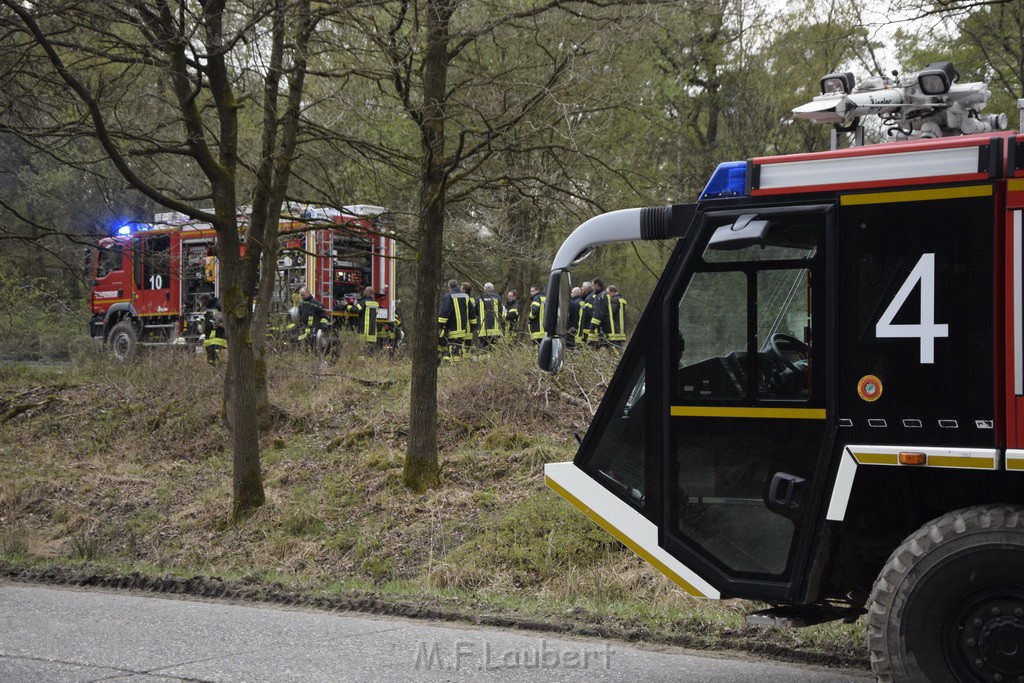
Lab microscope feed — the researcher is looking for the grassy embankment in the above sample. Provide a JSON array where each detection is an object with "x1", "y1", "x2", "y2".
[{"x1": 0, "y1": 338, "x2": 867, "y2": 668}]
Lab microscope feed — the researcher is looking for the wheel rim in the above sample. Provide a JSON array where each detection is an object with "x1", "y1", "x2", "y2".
[
  {"x1": 946, "y1": 585, "x2": 1024, "y2": 681},
  {"x1": 112, "y1": 332, "x2": 131, "y2": 360}
]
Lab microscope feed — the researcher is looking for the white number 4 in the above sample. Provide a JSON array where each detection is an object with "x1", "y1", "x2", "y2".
[{"x1": 875, "y1": 253, "x2": 948, "y2": 364}]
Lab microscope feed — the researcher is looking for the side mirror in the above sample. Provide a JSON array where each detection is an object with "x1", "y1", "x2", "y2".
[
  {"x1": 538, "y1": 336, "x2": 564, "y2": 373},
  {"x1": 539, "y1": 269, "x2": 570, "y2": 373},
  {"x1": 542, "y1": 269, "x2": 571, "y2": 338}
]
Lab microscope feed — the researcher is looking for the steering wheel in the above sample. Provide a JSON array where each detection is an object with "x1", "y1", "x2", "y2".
[{"x1": 769, "y1": 333, "x2": 809, "y2": 374}]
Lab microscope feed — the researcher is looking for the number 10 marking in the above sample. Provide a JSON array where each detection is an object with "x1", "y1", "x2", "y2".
[{"x1": 875, "y1": 253, "x2": 948, "y2": 364}]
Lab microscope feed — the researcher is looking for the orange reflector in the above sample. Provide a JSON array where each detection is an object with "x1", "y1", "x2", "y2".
[{"x1": 899, "y1": 451, "x2": 927, "y2": 465}]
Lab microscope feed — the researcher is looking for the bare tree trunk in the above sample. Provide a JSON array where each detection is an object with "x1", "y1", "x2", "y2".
[
  {"x1": 404, "y1": 200, "x2": 444, "y2": 491},
  {"x1": 222, "y1": 272, "x2": 266, "y2": 518},
  {"x1": 402, "y1": 0, "x2": 452, "y2": 492}
]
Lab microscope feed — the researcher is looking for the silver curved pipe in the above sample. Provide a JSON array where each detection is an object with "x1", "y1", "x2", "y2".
[{"x1": 550, "y1": 208, "x2": 643, "y2": 273}]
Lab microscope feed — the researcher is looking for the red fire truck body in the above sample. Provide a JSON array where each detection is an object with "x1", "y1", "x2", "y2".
[{"x1": 89, "y1": 205, "x2": 396, "y2": 359}]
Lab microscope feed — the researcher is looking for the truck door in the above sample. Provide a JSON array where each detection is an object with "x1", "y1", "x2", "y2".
[
  {"x1": 91, "y1": 241, "x2": 129, "y2": 307},
  {"x1": 661, "y1": 205, "x2": 832, "y2": 601},
  {"x1": 132, "y1": 233, "x2": 173, "y2": 314}
]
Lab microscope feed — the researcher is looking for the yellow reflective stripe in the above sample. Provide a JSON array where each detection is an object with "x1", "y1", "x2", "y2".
[
  {"x1": 927, "y1": 455, "x2": 994, "y2": 469},
  {"x1": 1009, "y1": 179, "x2": 1024, "y2": 192},
  {"x1": 849, "y1": 448, "x2": 998, "y2": 469},
  {"x1": 361, "y1": 302, "x2": 379, "y2": 341},
  {"x1": 840, "y1": 184, "x2": 993, "y2": 206},
  {"x1": 670, "y1": 406, "x2": 826, "y2": 419},
  {"x1": 545, "y1": 475, "x2": 707, "y2": 597},
  {"x1": 851, "y1": 452, "x2": 898, "y2": 466}
]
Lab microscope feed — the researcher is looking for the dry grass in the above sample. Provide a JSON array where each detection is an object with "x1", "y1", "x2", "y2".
[{"x1": 0, "y1": 343, "x2": 867, "y2": 665}]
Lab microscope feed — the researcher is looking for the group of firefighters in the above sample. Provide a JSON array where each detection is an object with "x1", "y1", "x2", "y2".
[
  {"x1": 198, "y1": 275, "x2": 628, "y2": 364},
  {"x1": 293, "y1": 285, "x2": 396, "y2": 354},
  {"x1": 437, "y1": 276, "x2": 627, "y2": 363}
]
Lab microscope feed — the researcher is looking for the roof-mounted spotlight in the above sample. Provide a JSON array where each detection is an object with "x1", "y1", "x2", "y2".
[
  {"x1": 820, "y1": 71, "x2": 855, "y2": 95},
  {"x1": 917, "y1": 61, "x2": 958, "y2": 96}
]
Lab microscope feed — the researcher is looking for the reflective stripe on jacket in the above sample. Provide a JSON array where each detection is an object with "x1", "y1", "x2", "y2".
[
  {"x1": 438, "y1": 290, "x2": 470, "y2": 339},
  {"x1": 528, "y1": 294, "x2": 546, "y2": 340},
  {"x1": 478, "y1": 293, "x2": 503, "y2": 337},
  {"x1": 347, "y1": 297, "x2": 380, "y2": 342},
  {"x1": 607, "y1": 295, "x2": 627, "y2": 341}
]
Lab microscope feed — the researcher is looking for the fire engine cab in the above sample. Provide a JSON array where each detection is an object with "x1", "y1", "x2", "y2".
[
  {"x1": 540, "y1": 62, "x2": 1024, "y2": 680},
  {"x1": 89, "y1": 205, "x2": 397, "y2": 360}
]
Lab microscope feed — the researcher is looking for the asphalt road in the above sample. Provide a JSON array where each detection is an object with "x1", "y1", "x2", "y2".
[{"x1": 0, "y1": 584, "x2": 870, "y2": 682}]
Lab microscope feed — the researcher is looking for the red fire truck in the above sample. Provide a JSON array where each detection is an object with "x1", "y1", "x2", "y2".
[
  {"x1": 539, "y1": 62, "x2": 1024, "y2": 680},
  {"x1": 89, "y1": 204, "x2": 397, "y2": 360}
]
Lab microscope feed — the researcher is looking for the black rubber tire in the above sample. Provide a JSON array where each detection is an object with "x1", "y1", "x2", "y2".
[
  {"x1": 107, "y1": 321, "x2": 139, "y2": 362},
  {"x1": 866, "y1": 505, "x2": 1024, "y2": 682}
]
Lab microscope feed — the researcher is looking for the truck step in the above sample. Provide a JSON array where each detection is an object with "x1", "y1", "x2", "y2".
[{"x1": 745, "y1": 605, "x2": 865, "y2": 628}]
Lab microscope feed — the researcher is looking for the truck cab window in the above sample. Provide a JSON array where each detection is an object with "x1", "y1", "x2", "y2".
[
  {"x1": 96, "y1": 244, "x2": 124, "y2": 278},
  {"x1": 676, "y1": 214, "x2": 819, "y2": 403},
  {"x1": 580, "y1": 357, "x2": 647, "y2": 510}
]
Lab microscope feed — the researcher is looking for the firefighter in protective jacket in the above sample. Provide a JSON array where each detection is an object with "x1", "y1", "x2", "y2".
[
  {"x1": 200, "y1": 293, "x2": 226, "y2": 363},
  {"x1": 605, "y1": 285, "x2": 627, "y2": 348},
  {"x1": 438, "y1": 279, "x2": 470, "y2": 362},
  {"x1": 346, "y1": 286, "x2": 380, "y2": 351},
  {"x1": 461, "y1": 282, "x2": 478, "y2": 355},
  {"x1": 297, "y1": 286, "x2": 329, "y2": 347},
  {"x1": 477, "y1": 282, "x2": 503, "y2": 348},
  {"x1": 528, "y1": 284, "x2": 546, "y2": 345},
  {"x1": 586, "y1": 278, "x2": 608, "y2": 345},
  {"x1": 504, "y1": 290, "x2": 520, "y2": 338},
  {"x1": 567, "y1": 287, "x2": 585, "y2": 348}
]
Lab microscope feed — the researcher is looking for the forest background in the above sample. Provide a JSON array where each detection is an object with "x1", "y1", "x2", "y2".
[{"x1": 1, "y1": 0, "x2": 1022, "y2": 669}]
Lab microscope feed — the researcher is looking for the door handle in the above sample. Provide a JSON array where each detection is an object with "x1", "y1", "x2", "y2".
[{"x1": 768, "y1": 472, "x2": 806, "y2": 510}]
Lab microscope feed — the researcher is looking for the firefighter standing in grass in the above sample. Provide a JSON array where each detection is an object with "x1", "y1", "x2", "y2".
[
  {"x1": 579, "y1": 281, "x2": 594, "y2": 343},
  {"x1": 200, "y1": 293, "x2": 226, "y2": 364},
  {"x1": 528, "y1": 284, "x2": 546, "y2": 346},
  {"x1": 346, "y1": 285, "x2": 380, "y2": 353},
  {"x1": 605, "y1": 285, "x2": 627, "y2": 349},
  {"x1": 586, "y1": 278, "x2": 607, "y2": 346},
  {"x1": 438, "y1": 279, "x2": 470, "y2": 363},
  {"x1": 461, "y1": 282, "x2": 478, "y2": 356},
  {"x1": 566, "y1": 287, "x2": 584, "y2": 349},
  {"x1": 503, "y1": 290, "x2": 520, "y2": 339},
  {"x1": 297, "y1": 286, "x2": 329, "y2": 349},
  {"x1": 477, "y1": 282, "x2": 503, "y2": 349}
]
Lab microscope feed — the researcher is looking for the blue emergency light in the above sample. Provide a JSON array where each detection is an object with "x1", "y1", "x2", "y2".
[
  {"x1": 116, "y1": 224, "x2": 133, "y2": 236},
  {"x1": 699, "y1": 161, "x2": 747, "y2": 200}
]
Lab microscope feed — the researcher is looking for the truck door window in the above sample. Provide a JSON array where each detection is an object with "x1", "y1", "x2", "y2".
[
  {"x1": 677, "y1": 271, "x2": 749, "y2": 399},
  {"x1": 96, "y1": 244, "x2": 124, "y2": 278},
  {"x1": 676, "y1": 214, "x2": 817, "y2": 403},
  {"x1": 579, "y1": 357, "x2": 647, "y2": 510},
  {"x1": 142, "y1": 235, "x2": 171, "y2": 290}
]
